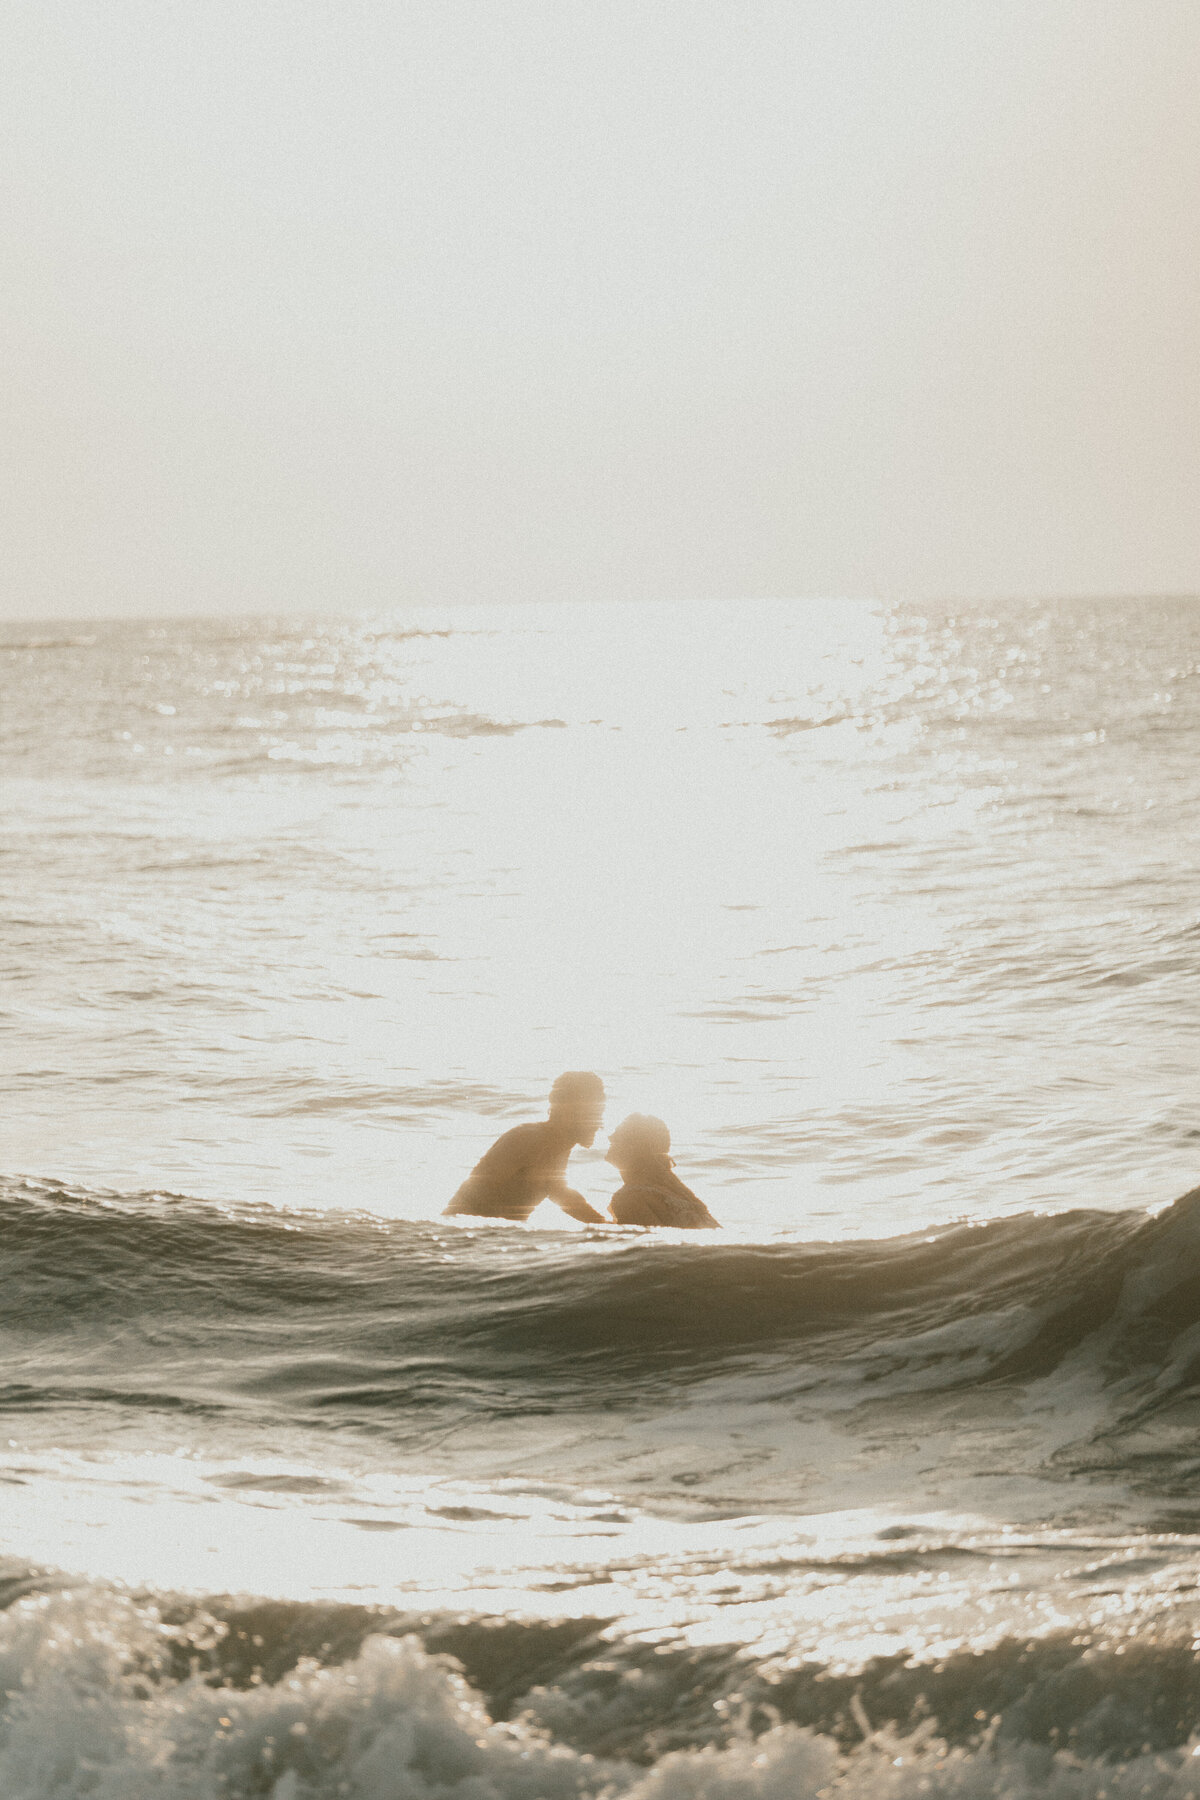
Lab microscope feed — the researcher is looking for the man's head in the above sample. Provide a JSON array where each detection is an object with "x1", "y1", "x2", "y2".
[{"x1": 548, "y1": 1070, "x2": 605, "y2": 1146}]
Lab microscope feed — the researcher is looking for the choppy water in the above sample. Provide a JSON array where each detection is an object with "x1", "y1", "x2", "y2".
[{"x1": 4, "y1": 597, "x2": 1200, "y2": 1797}]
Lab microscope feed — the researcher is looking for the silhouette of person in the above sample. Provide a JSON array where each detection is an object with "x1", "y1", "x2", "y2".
[
  {"x1": 606, "y1": 1114, "x2": 720, "y2": 1228},
  {"x1": 444, "y1": 1071, "x2": 607, "y2": 1223}
]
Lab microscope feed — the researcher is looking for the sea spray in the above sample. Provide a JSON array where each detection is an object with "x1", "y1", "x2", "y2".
[{"x1": 9, "y1": 1587, "x2": 1200, "y2": 1800}]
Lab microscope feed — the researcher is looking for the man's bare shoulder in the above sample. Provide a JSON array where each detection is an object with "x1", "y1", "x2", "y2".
[
  {"x1": 474, "y1": 1120, "x2": 550, "y2": 1165},
  {"x1": 445, "y1": 1119, "x2": 560, "y2": 1219}
]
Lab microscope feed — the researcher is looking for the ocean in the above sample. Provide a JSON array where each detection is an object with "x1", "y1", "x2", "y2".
[{"x1": 4, "y1": 596, "x2": 1200, "y2": 1798}]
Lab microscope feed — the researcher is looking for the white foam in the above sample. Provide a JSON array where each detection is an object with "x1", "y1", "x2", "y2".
[{"x1": 7, "y1": 1587, "x2": 1200, "y2": 1800}]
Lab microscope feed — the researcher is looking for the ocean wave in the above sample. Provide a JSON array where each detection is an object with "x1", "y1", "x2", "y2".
[
  {"x1": 7, "y1": 1579, "x2": 1200, "y2": 1796},
  {"x1": 0, "y1": 1175, "x2": 1190, "y2": 1355},
  {"x1": 147, "y1": 1587, "x2": 1200, "y2": 1765},
  {"x1": 4, "y1": 1178, "x2": 1200, "y2": 1490}
]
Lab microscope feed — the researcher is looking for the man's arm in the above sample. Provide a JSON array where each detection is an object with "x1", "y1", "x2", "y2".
[{"x1": 545, "y1": 1179, "x2": 607, "y2": 1224}]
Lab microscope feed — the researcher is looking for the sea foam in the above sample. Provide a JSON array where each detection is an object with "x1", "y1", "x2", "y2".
[{"x1": 7, "y1": 1587, "x2": 1200, "y2": 1800}]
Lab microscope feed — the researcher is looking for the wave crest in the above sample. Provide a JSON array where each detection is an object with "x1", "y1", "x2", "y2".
[
  {"x1": 5, "y1": 1178, "x2": 1200, "y2": 1495},
  {"x1": 8, "y1": 1583, "x2": 1200, "y2": 1798}
]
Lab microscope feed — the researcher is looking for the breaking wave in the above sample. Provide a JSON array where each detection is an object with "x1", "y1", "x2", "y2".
[{"x1": 7, "y1": 1579, "x2": 1200, "y2": 1798}]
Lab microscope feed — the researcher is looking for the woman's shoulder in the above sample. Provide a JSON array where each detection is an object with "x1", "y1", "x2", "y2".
[{"x1": 610, "y1": 1183, "x2": 716, "y2": 1228}]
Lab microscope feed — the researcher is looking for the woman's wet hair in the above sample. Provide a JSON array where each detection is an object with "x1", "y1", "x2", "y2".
[{"x1": 607, "y1": 1113, "x2": 672, "y2": 1163}]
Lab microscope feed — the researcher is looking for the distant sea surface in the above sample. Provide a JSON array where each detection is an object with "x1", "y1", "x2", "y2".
[{"x1": 4, "y1": 598, "x2": 1200, "y2": 1799}]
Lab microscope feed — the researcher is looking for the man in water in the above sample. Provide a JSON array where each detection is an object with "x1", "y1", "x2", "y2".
[{"x1": 444, "y1": 1071, "x2": 607, "y2": 1223}]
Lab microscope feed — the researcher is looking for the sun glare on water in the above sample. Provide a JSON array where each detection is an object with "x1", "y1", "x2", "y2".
[
  {"x1": 307, "y1": 599, "x2": 974, "y2": 1231},
  {"x1": 18, "y1": 598, "x2": 1178, "y2": 1236}
]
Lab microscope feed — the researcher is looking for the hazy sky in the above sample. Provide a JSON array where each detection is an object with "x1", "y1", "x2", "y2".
[{"x1": 3, "y1": 1, "x2": 1199, "y2": 620}]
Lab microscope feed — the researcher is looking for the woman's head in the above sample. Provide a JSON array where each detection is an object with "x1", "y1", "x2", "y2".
[{"x1": 606, "y1": 1113, "x2": 672, "y2": 1173}]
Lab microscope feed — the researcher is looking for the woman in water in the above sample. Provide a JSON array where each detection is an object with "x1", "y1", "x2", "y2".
[{"x1": 606, "y1": 1114, "x2": 720, "y2": 1228}]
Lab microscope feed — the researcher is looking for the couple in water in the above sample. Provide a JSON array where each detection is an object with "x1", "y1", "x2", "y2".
[{"x1": 445, "y1": 1071, "x2": 720, "y2": 1229}]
